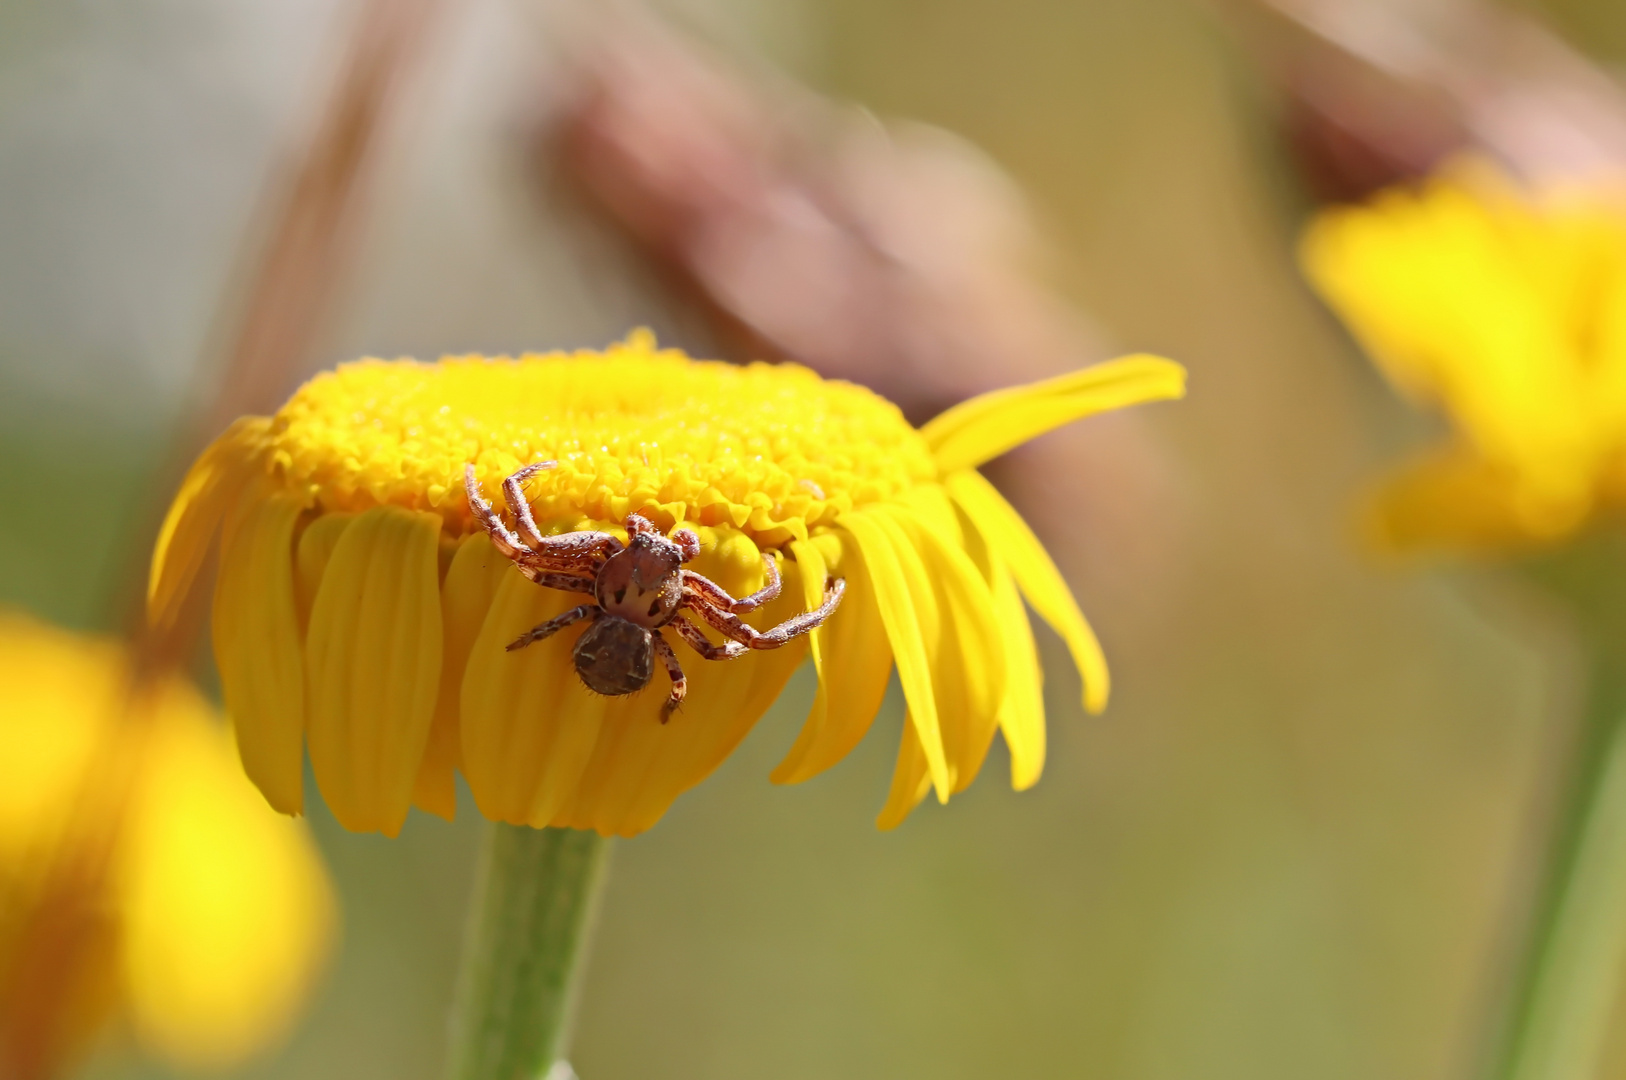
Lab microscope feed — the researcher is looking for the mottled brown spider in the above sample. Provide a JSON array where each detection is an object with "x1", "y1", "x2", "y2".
[{"x1": 465, "y1": 462, "x2": 845, "y2": 720}]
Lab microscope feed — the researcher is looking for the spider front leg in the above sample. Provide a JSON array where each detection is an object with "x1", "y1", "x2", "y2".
[
  {"x1": 686, "y1": 577, "x2": 846, "y2": 650},
  {"x1": 681, "y1": 550, "x2": 782, "y2": 613},
  {"x1": 465, "y1": 463, "x2": 529, "y2": 558},
  {"x1": 502, "y1": 461, "x2": 555, "y2": 549},
  {"x1": 507, "y1": 604, "x2": 599, "y2": 652},
  {"x1": 516, "y1": 569, "x2": 597, "y2": 595},
  {"x1": 466, "y1": 463, "x2": 626, "y2": 572},
  {"x1": 651, "y1": 631, "x2": 688, "y2": 721}
]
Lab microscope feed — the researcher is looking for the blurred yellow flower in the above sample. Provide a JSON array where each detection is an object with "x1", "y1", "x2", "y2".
[
  {"x1": 149, "y1": 332, "x2": 1184, "y2": 837},
  {"x1": 1302, "y1": 162, "x2": 1626, "y2": 551},
  {"x1": 0, "y1": 610, "x2": 333, "y2": 1075}
]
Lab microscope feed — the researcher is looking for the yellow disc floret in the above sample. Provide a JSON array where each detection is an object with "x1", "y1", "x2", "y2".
[{"x1": 263, "y1": 332, "x2": 936, "y2": 545}]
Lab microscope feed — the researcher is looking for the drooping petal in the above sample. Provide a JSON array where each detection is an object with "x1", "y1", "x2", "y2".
[
  {"x1": 922, "y1": 356, "x2": 1185, "y2": 474},
  {"x1": 770, "y1": 531, "x2": 893, "y2": 786},
  {"x1": 460, "y1": 564, "x2": 604, "y2": 828},
  {"x1": 786, "y1": 538, "x2": 829, "y2": 694},
  {"x1": 414, "y1": 532, "x2": 507, "y2": 820},
  {"x1": 212, "y1": 482, "x2": 307, "y2": 814},
  {"x1": 991, "y1": 562, "x2": 1045, "y2": 789},
  {"x1": 883, "y1": 504, "x2": 1006, "y2": 795},
  {"x1": 876, "y1": 720, "x2": 933, "y2": 830},
  {"x1": 641, "y1": 550, "x2": 810, "y2": 824},
  {"x1": 730, "y1": 572, "x2": 816, "y2": 756},
  {"x1": 549, "y1": 690, "x2": 658, "y2": 835},
  {"x1": 947, "y1": 469, "x2": 1109, "y2": 713},
  {"x1": 147, "y1": 418, "x2": 269, "y2": 629},
  {"x1": 954, "y1": 497, "x2": 1047, "y2": 789},
  {"x1": 293, "y1": 513, "x2": 355, "y2": 633},
  {"x1": 119, "y1": 682, "x2": 333, "y2": 1070},
  {"x1": 304, "y1": 506, "x2": 444, "y2": 836},
  {"x1": 840, "y1": 511, "x2": 951, "y2": 801}
]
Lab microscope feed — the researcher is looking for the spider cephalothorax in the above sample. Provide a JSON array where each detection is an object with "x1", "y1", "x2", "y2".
[{"x1": 466, "y1": 462, "x2": 845, "y2": 719}]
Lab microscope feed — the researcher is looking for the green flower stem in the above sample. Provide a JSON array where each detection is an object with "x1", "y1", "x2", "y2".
[
  {"x1": 449, "y1": 823, "x2": 611, "y2": 1080},
  {"x1": 1491, "y1": 540, "x2": 1626, "y2": 1080}
]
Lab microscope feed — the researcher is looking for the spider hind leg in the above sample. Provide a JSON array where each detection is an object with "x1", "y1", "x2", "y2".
[
  {"x1": 652, "y1": 631, "x2": 688, "y2": 721},
  {"x1": 507, "y1": 604, "x2": 598, "y2": 652}
]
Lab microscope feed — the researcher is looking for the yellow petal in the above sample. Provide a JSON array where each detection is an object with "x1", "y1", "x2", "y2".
[
  {"x1": 770, "y1": 531, "x2": 893, "y2": 786},
  {"x1": 1301, "y1": 178, "x2": 1596, "y2": 487},
  {"x1": 840, "y1": 511, "x2": 951, "y2": 801},
  {"x1": 955, "y1": 502, "x2": 1046, "y2": 789},
  {"x1": 921, "y1": 355, "x2": 1186, "y2": 473},
  {"x1": 991, "y1": 562, "x2": 1045, "y2": 789},
  {"x1": 413, "y1": 532, "x2": 507, "y2": 820},
  {"x1": 120, "y1": 682, "x2": 334, "y2": 1070},
  {"x1": 787, "y1": 538, "x2": 829, "y2": 695},
  {"x1": 147, "y1": 418, "x2": 268, "y2": 629},
  {"x1": 0, "y1": 612, "x2": 120, "y2": 861},
  {"x1": 305, "y1": 506, "x2": 444, "y2": 836},
  {"x1": 647, "y1": 552, "x2": 810, "y2": 816},
  {"x1": 212, "y1": 482, "x2": 307, "y2": 814},
  {"x1": 461, "y1": 563, "x2": 603, "y2": 828},
  {"x1": 731, "y1": 571, "x2": 815, "y2": 755},
  {"x1": 882, "y1": 504, "x2": 1005, "y2": 795},
  {"x1": 947, "y1": 469, "x2": 1109, "y2": 713},
  {"x1": 1368, "y1": 445, "x2": 1589, "y2": 553},
  {"x1": 876, "y1": 720, "x2": 934, "y2": 830},
  {"x1": 294, "y1": 513, "x2": 355, "y2": 634}
]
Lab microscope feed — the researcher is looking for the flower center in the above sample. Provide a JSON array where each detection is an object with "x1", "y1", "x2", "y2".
[{"x1": 259, "y1": 338, "x2": 938, "y2": 546}]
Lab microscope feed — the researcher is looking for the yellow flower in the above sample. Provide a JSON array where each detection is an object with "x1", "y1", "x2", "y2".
[
  {"x1": 1301, "y1": 161, "x2": 1626, "y2": 551},
  {"x1": 0, "y1": 610, "x2": 333, "y2": 1073},
  {"x1": 149, "y1": 331, "x2": 1184, "y2": 837}
]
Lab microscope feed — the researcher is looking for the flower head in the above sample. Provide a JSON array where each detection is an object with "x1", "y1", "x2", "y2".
[
  {"x1": 150, "y1": 332, "x2": 1183, "y2": 836},
  {"x1": 0, "y1": 610, "x2": 333, "y2": 1073},
  {"x1": 1301, "y1": 162, "x2": 1626, "y2": 551}
]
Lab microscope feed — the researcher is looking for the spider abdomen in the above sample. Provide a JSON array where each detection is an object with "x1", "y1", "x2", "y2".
[{"x1": 572, "y1": 615, "x2": 655, "y2": 697}]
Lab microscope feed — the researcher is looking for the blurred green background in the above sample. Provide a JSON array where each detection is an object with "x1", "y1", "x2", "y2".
[{"x1": 6, "y1": 0, "x2": 1626, "y2": 1077}]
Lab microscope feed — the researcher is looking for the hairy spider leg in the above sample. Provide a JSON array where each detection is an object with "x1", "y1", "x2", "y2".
[
  {"x1": 507, "y1": 604, "x2": 600, "y2": 652},
  {"x1": 651, "y1": 632, "x2": 688, "y2": 720},
  {"x1": 671, "y1": 616, "x2": 747, "y2": 660},
  {"x1": 465, "y1": 463, "x2": 528, "y2": 558},
  {"x1": 687, "y1": 577, "x2": 846, "y2": 649},
  {"x1": 502, "y1": 460, "x2": 556, "y2": 549},
  {"x1": 624, "y1": 513, "x2": 661, "y2": 537},
  {"x1": 466, "y1": 464, "x2": 625, "y2": 573},
  {"x1": 514, "y1": 569, "x2": 597, "y2": 595},
  {"x1": 682, "y1": 553, "x2": 781, "y2": 614}
]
